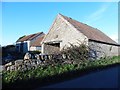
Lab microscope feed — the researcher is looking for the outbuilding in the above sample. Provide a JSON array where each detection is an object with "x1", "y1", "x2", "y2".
[{"x1": 41, "y1": 14, "x2": 120, "y2": 58}]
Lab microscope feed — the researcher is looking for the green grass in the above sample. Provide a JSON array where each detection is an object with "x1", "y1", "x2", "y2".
[{"x1": 2, "y1": 56, "x2": 120, "y2": 88}]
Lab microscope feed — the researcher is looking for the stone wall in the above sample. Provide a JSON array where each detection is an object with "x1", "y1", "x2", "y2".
[
  {"x1": 3, "y1": 54, "x2": 73, "y2": 71},
  {"x1": 30, "y1": 46, "x2": 36, "y2": 51},
  {"x1": 29, "y1": 46, "x2": 41, "y2": 51},
  {"x1": 88, "y1": 40, "x2": 119, "y2": 59}
]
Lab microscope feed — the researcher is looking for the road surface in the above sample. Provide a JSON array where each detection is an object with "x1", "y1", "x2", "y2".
[{"x1": 35, "y1": 65, "x2": 119, "y2": 89}]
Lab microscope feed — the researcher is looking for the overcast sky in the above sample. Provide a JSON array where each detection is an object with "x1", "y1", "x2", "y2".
[{"x1": 2, "y1": 2, "x2": 118, "y2": 46}]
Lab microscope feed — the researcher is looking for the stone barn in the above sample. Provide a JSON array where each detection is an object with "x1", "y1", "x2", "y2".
[{"x1": 41, "y1": 13, "x2": 120, "y2": 58}]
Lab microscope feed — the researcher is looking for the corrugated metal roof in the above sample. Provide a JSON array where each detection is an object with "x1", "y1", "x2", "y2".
[
  {"x1": 60, "y1": 14, "x2": 117, "y2": 45},
  {"x1": 17, "y1": 32, "x2": 44, "y2": 42},
  {"x1": 30, "y1": 35, "x2": 45, "y2": 47}
]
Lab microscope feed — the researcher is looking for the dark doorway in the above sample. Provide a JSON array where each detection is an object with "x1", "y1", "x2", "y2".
[
  {"x1": 44, "y1": 43, "x2": 60, "y2": 54},
  {"x1": 20, "y1": 43, "x2": 23, "y2": 53}
]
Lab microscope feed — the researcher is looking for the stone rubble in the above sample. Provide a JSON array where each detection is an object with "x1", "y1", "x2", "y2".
[{"x1": 2, "y1": 54, "x2": 73, "y2": 71}]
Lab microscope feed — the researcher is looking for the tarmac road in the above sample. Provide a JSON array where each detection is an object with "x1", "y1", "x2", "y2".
[{"x1": 36, "y1": 65, "x2": 119, "y2": 89}]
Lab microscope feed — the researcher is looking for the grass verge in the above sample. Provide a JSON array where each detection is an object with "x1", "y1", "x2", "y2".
[{"x1": 2, "y1": 56, "x2": 120, "y2": 89}]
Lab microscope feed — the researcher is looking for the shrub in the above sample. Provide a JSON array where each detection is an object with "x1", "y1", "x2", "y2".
[
  {"x1": 61, "y1": 42, "x2": 89, "y2": 64},
  {"x1": 2, "y1": 56, "x2": 120, "y2": 87}
]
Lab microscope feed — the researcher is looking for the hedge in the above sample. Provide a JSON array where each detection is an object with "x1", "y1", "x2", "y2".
[{"x1": 2, "y1": 56, "x2": 120, "y2": 89}]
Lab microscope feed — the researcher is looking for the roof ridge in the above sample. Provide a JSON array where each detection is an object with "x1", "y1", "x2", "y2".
[
  {"x1": 17, "y1": 32, "x2": 44, "y2": 42},
  {"x1": 59, "y1": 13, "x2": 117, "y2": 45},
  {"x1": 29, "y1": 32, "x2": 44, "y2": 40},
  {"x1": 60, "y1": 14, "x2": 99, "y2": 31},
  {"x1": 26, "y1": 32, "x2": 43, "y2": 36}
]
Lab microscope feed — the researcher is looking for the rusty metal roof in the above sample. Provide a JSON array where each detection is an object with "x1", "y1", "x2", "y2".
[
  {"x1": 60, "y1": 14, "x2": 117, "y2": 45},
  {"x1": 17, "y1": 32, "x2": 44, "y2": 42},
  {"x1": 30, "y1": 35, "x2": 45, "y2": 47}
]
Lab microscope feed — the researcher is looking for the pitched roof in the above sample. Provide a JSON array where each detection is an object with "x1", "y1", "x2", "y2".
[
  {"x1": 17, "y1": 32, "x2": 44, "y2": 42},
  {"x1": 30, "y1": 35, "x2": 45, "y2": 47},
  {"x1": 60, "y1": 14, "x2": 117, "y2": 45}
]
